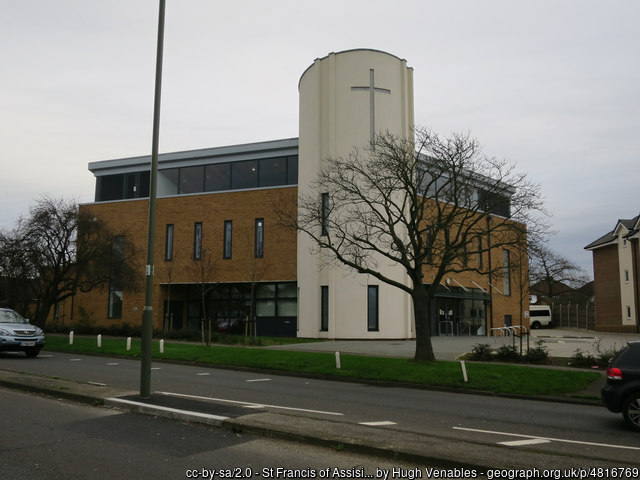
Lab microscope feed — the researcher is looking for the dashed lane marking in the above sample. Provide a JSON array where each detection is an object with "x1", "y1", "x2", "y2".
[
  {"x1": 359, "y1": 421, "x2": 397, "y2": 426},
  {"x1": 69, "y1": 358, "x2": 82, "y2": 362},
  {"x1": 246, "y1": 378, "x2": 271, "y2": 383},
  {"x1": 107, "y1": 362, "x2": 119, "y2": 366},
  {"x1": 499, "y1": 439, "x2": 551, "y2": 446},
  {"x1": 196, "y1": 372, "x2": 211, "y2": 376},
  {"x1": 453, "y1": 426, "x2": 640, "y2": 451},
  {"x1": 157, "y1": 391, "x2": 344, "y2": 417}
]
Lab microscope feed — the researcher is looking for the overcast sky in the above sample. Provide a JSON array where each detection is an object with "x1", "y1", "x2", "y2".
[{"x1": 1, "y1": 0, "x2": 638, "y2": 275}]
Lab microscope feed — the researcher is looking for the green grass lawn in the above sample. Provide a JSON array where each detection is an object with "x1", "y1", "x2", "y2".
[{"x1": 44, "y1": 335, "x2": 602, "y2": 397}]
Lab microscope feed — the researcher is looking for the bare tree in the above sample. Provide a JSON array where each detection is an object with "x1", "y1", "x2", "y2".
[
  {"x1": 0, "y1": 197, "x2": 140, "y2": 326},
  {"x1": 188, "y1": 249, "x2": 218, "y2": 346},
  {"x1": 282, "y1": 128, "x2": 545, "y2": 362},
  {"x1": 529, "y1": 241, "x2": 591, "y2": 300}
]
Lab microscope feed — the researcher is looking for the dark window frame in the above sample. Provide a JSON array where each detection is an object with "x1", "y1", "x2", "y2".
[
  {"x1": 321, "y1": 193, "x2": 329, "y2": 236},
  {"x1": 321, "y1": 286, "x2": 329, "y2": 331},
  {"x1": 255, "y1": 218, "x2": 264, "y2": 258},
  {"x1": 223, "y1": 220, "x2": 233, "y2": 259},
  {"x1": 367, "y1": 285, "x2": 379, "y2": 331},
  {"x1": 193, "y1": 222, "x2": 203, "y2": 260},
  {"x1": 165, "y1": 224, "x2": 174, "y2": 261}
]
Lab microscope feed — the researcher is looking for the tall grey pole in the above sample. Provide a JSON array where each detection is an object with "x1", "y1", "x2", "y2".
[{"x1": 141, "y1": 0, "x2": 166, "y2": 399}]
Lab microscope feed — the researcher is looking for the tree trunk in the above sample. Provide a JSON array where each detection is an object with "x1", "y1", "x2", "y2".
[{"x1": 412, "y1": 289, "x2": 436, "y2": 362}]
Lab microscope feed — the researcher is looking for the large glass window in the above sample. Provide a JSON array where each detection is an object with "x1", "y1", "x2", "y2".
[
  {"x1": 205, "y1": 163, "x2": 231, "y2": 192},
  {"x1": 367, "y1": 286, "x2": 379, "y2": 331},
  {"x1": 194, "y1": 222, "x2": 203, "y2": 260},
  {"x1": 277, "y1": 282, "x2": 297, "y2": 317},
  {"x1": 255, "y1": 218, "x2": 264, "y2": 258},
  {"x1": 321, "y1": 286, "x2": 329, "y2": 331},
  {"x1": 223, "y1": 220, "x2": 232, "y2": 259},
  {"x1": 158, "y1": 168, "x2": 179, "y2": 196},
  {"x1": 259, "y1": 157, "x2": 287, "y2": 187},
  {"x1": 287, "y1": 156, "x2": 298, "y2": 184},
  {"x1": 231, "y1": 160, "x2": 258, "y2": 189},
  {"x1": 98, "y1": 174, "x2": 124, "y2": 201},
  {"x1": 180, "y1": 166, "x2": 204, "y2": 194},
  {"x1": 256, "y1": 284, "x2": 276, "y2": 317}
]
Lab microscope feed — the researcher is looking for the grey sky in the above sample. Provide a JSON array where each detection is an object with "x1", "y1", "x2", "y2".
[{"x1": 1, "y1": 0, "x2": 638, "y2": 275}]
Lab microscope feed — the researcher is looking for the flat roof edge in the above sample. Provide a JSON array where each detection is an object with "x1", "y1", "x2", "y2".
[{"x1": 88, "y1": 137, "x2": 299, "y2": 173}]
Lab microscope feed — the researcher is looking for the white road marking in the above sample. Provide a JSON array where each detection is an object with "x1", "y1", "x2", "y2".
[
  {"x1": 500, "y1": 439, "x2": 551, "y2": 446},
  {"x1": 157, "y1": 391, "x2": 344, "y2": 417},
  {"x1": 69, "y1": 358, "x2": 82, "y2": 362},
  {"x1": 106, "y1": 397, "x2": 229, "y2": 422},
  {"x1": 39, "y1": 354, "x2": 53, "y2": 358},
  {"x1": 151, "y1": 367, "x2": 162, "y2": 370},
  {"x1": 246, "y1": 378, "x2": 271, "y2": 383},
  {"x1": 196, "y1": 372, "x2": 210, "y2": 376},
  {"x1": 359, "y1": 421, "x2": 397, "y2": 426},
  {"x1": 107, "y1": 362, "x2": 119, "y2": 366},
  {"x1": 453, "y1": 426, "x2": 640, "y2": 451},
  {"x1": 88, "y1": 381, "x2": 107, "y2": 386}
]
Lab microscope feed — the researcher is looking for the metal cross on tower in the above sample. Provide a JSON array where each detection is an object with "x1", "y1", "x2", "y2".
[{"x1": 351, "y1": 68, "x2": 391, "y2": 145}]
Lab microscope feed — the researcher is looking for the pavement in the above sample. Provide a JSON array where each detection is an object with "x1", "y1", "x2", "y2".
[{"x1": 1, "y1": 328, "x2": 639, "y2": 470}]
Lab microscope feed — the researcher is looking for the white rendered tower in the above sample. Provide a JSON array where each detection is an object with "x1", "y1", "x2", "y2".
[{"x1": 297, "y1": 49, "x2": 415, "y2": 339}]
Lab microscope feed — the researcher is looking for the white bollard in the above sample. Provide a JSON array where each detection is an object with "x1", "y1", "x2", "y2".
[
  {"x1": 69, "y1": 331, "x2": 74, "y2": 345},
  {"x1": 335, "y1": 351, "x2": 341, "y2": 369},
  {"x1": 97, "y1": 334, "x2": 102, "y2": 348},
  {"x1": 460, "y1": 360, "x2": 468, "y2": 383},
  {"x1": 160, "y1": 339, "x2": 164, "y2": 354},
  {"x1": 126, "y1": 337, "x2": 132, "y2": 351}
]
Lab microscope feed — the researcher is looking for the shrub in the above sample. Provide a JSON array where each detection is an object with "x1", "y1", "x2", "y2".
[
  {"x1": 525, "y1": 340, "x2": 550, "y2": 364},
  {"x1": 495, "y1": 344, "x2": 521, "y2": 362},
  {"x1": 570, "y1": 348, "x2": 598, "y2": 368},
  {"x1": 470, "y1": 343, "x2": 494, "y2": 361}
]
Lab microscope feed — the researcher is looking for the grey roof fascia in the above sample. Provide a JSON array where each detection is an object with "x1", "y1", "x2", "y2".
[{"x1": 88, "y1": 137, "x2": 299, "y2": 176}]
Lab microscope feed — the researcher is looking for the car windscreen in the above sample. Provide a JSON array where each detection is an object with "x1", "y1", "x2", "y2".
[{"x1": 0, "y1": 310, "x2": 27, "y2": 324}]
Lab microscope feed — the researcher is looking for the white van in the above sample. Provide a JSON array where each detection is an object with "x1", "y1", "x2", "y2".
[{"x1": 528, "y1": 305, "x2": 552, "y2": 329}]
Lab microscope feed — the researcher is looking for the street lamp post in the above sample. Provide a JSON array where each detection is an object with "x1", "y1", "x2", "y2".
[{"x1": 141, "y1": 0, "x2": 166, "y2": 399}]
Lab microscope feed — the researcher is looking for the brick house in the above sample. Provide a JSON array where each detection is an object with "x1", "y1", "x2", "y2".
[{"x1": 585, "y1": 213, "x2": 640, "y2": 333}]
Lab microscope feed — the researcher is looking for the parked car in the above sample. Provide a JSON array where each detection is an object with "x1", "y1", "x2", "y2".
[
  {"x1": 528, "y1": 304, "x2": 552, "y2": 329},
  {"x1": 0, "y1": 308, "x2": 46, "y2": 357},
  {"x1": 601, "y1": 341, "x2": 640, "y2": 431}
]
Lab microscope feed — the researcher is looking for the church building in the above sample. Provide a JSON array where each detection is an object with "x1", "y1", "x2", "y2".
[{"x1": 56, "y1": 49, "x2": 527, "y2": 339}]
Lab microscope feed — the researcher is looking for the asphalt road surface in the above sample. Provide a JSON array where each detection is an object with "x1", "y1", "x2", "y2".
[
  {"x1": 0, "y1": 387, "x2": 424, "y2": 480},
  {"x1": 1, "y1": 350, "x2": 639, "y2": 466}
]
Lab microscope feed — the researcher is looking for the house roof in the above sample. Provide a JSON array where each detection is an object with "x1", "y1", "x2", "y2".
[{"x1": 585, "y1": 213, "x2": 640, "y2": 250}]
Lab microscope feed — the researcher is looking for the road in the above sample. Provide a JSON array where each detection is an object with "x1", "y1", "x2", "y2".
[
  {"x1": 0, "y1": 387, "x2": 422, "y2": 480},
  {"x1": 1, "y1": 351, "x2": 639, "y2": 467}
]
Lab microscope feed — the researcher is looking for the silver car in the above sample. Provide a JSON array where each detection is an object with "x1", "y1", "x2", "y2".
[{"x1": 0, "y1": 308, "x2": 45, "y2": 357}]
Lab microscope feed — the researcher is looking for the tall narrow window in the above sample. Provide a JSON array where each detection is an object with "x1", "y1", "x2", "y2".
[
  {"x1": 165, "y1": 224, "x2": 174, "y2": 261},
  {"x1": 320, "y1": 286, "x2": 329, "y2": 331},
  {"x1": 502, "y1": 249, "x2": 511, "y2": 296},
  {"x1": 424, "y1": 228, "x2": 433, "y2": 264},
  {"x1": 367, "y1": 286, "x2": 379, "y2": 331},
  {"x1": 255, "y1": 218, "x2": 264, "y2": 258},
  {"x1": 476, "y1": 236, "x2": 483, "y2": 270},
  {"x1": 321, "y1": 193, "x2": 329, "y2": 236},
  {"x1": 193, "y1": 222, "x2": 203, "y2": 260},
  {"x1": 108, "y1": 284, "x2": 123, "y2": 318},
  {"x1": 223, "y1": 220, "x2": 232, "y2": 259}
]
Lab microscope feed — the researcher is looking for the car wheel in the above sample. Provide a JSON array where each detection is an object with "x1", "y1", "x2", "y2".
[
  {"x1": 530, "y1": 321, "x2": 541, "y2": 329},
  {"x1": 622, "y1": 393, "x2": 640, "y2": 432},
  {"x1": 25, "y1": 347, "x2": 41, "y2": 358}
]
